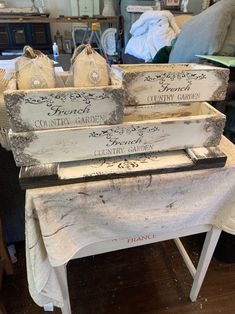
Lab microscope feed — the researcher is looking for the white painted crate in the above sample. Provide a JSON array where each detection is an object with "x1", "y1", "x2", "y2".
[
  {"x1": 9, "y1": 102, "x2": 225, "y2": 167},
  {"x1": 4, "y1": 75, "x2": 124, "y2": 132},
  {"x1": 111, "y1": 63, "x2": 229, "y2": 105}
]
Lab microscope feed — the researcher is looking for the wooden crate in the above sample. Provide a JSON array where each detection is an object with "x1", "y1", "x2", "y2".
[
  {"x1": 9, "y1": 102, "x2": 225, "y2": 167},
  {"x1": 4, "y1": 76, "x2": 124, "y2": 132},
  {"x1": 111, "y1": 63, "x2": 229, "y2": 105},
  {"x1": 19, "y1": 145, "x2": 227, "y2": 189}
]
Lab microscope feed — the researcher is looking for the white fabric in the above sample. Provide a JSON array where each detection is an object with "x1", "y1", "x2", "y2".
[
  {"x1": 125, "y1": 10, "x2": 180, "y2": 62},
  {"x1": 25, "y1": 137, "x2": 235, "y2": 309}
]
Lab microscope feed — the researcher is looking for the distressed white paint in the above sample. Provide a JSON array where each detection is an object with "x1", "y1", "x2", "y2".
[
  {"x1": 190, "y1": 227, "x2": 222, "y2": 302},
  {"x1": 111, "y1": 63, "x2": 229, "y2": 105},
  {"x1": 186, "y1": 146, "x2": 225, "y2": 160},
  {"x1": 174, "y1": 238, "x2": 196, "y2": 278},
  {"x1": 58, "y1": 150, "x2": 193, "y2": 180},
  {"x1": 4, "y1": 80, "x2": 124, "y2": 132},
  {"x1": 74, "y1": 226, "x2": 212, "y2": 260},
  {"x1": 9, "y1": 102, "x2": 225, "y2": 166}
]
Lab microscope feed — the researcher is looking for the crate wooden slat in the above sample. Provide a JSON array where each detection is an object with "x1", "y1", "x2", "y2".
[
  {"x1": 9, "y1": 102, "x2": 225, "y2": 167},
  {"x1": 111, "y1": 63, "x2": 229, "y2": 105},
  {"x1": 124, "y1": 102, "x2": 199, "y2": 121}
]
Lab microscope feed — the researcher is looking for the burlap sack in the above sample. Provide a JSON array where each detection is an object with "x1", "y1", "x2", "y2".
[
  {"x1": 72, "y1": 44, "x2": 110, "y2": 87},
  {"x1": 16, "y1": 46, "x2": 55, "y2": 90}
]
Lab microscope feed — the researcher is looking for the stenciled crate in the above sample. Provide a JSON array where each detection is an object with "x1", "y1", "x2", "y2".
[
  {"x1": 9, "y1": 102, "x2": 225, "y2": 167},
  {"x1": 4, "y1": 74, "x2": 124, "y2": 132},
  {"x1": 111, "y1": 63, "x2": 229, "y2": 106}
]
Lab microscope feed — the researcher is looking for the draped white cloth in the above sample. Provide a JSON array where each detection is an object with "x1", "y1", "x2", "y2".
[
  {"x1": 25, "y1": 137, "x2": 235, "y2": 309},
  {"x1": 125, "y1": 10, "x2": 180, "y2": 61}
]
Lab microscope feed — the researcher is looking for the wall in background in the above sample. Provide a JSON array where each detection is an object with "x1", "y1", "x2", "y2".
[
  {"x1": 187, "y1": 0, "x2": 204, "y2": 14},
  {"x1": 4, "y1": 0, "x2": 204, "y2": 48},
  {"x1": 4, "y1": 1, "x2": 120, "y2": 43},
  {"x1": 5, "y1": 0, "x2": 120, "y2": 15},
  {"x1": 5, "y1": 0, "x2": 71, "y2": 15},
  {"x1": 5, "y1": 0, "x2": 72, "y2": 41}
]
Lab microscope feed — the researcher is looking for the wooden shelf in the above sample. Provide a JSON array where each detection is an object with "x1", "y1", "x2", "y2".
[{"x1": 0, "y1": 15, "x2": 119, "y2": 24}]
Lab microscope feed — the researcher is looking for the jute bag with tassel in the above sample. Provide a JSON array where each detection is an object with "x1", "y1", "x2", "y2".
[
  {"x1": 16, "y1": 45, "x2": 55, "y2": 90},
  {"x1": 71, "y1": 44, "x2": 110, "y2": 87}
]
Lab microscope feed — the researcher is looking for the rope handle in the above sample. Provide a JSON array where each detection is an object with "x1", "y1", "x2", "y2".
[
  {"x1": 23, "y1": 45, "x2": 43, "y2": 59},
  {"x1": 71, "y1": 44, "x2": 93, "y2": 64}
]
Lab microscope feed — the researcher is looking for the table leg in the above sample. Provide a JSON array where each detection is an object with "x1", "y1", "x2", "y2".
[
  {"x1": 54, "y1": 264, "x2": 72, "y2": 314},
  {"x1": 0, "y1": 218, "x2": 13, "y2": 275},
  {"x1": 190, "y1": 226, "x2": 221, "y2": 302}
]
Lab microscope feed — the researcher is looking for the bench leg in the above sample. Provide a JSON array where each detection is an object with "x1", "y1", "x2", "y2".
[
  {"x1": 190, "y1": 226, "x2": 221, "y2": 302},
  {"x1": 54, "y1": 264, "x2": 71, "y2": 314}
]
